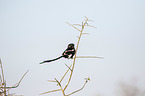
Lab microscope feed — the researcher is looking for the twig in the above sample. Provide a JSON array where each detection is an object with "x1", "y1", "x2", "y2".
[
  {"x1": 73, "y1": 24, "x2": 82, "y2": 26},
  {"x1": 0, "y1": 59, "x2": 6, "y2": 95},
  {"x1": 0, "y1": 75, "x2": 2, "y2": 84},
  {"x1": 2, "y1": 70, "x2": 29, "y2": 90},
  {"x1": 59, "y1": 65, "x2": 72, "y2": 84},
  {"x1": 66, "y1": 22, "x2": 81, "y2": 32},
  {"x1": 65, "y1": 64, "x2": 72, "y2": 71},
  {"x1": 0, "y1": 59, "x2": 5, "y2": 84},
  {"x1": 82, "y1": 33, "x2": 90, "y2": 35},
  {"x1": 54, "y1": 78, "x2": 65, "y2": 96},
  {"x1": 85, "y1": 25, "x2": 96, "y2": 28},
  {"x1": 40, "y1": 89, "x2": 61, "y2": 95},
  {"x1": 48, "y1": 80, "x2": 57, "y2": 83},
  {"x1": 66, "y1": 79, "x2": 88, "y2": 96},
  {"x1": 76, "y1": 56, "x2": 104, "y2": 59}
]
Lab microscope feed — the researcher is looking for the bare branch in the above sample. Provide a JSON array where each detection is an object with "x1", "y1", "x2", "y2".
[
  {"x1": 0, "y1": 75, "x2": 2, "y2": 83},
  {"x1": 16, "y1": 70, "x2": 29, "y2": 87},
  {"x1": 54, "y1": 78, "x2": 65, "y2": 96},
  {"x1": 40, "y1": 89, "x2": 61, "y2": 95},
  {"x1": 76, "y1": 56, "x2": 104, "y2": 59},
  {"x1": 0, "y1": 59, "x2": 29, "y2": 95},
  {"x1": 0, "y1": 59, "x2": 5, "y2": 83},
  {"x1": 2, "y1": 70, "x2": 29, "y2": 90},
  {"x1": 59, "y1": 65, "x2": 72, "y2": 84},
  {"x1": 87, "y1": 20, "x2": 94, "y2": 22},
  {"x1": 54, "y1": 78, "x2": 61, "y2": 86},
  {"x1": 66, "y1": 79, "x2": 89, "y2": 96},
  {"x1": 73, "y1": 24, "x2": 82, "y2": 26},
  {"x1": 85, "y1": 25, "x2": 96, "y2": 28},
  {"x1": 82, "y1": 33, "x2": 90, "y2": 35},
  {"x1": 84, "y1": 16, "x2": 94, "y2": 22},
  {"x1": 65, "y1": 64, "x2": 72, "y2": 71},
  {"x1": 48, "y1": 80, "x2": 57, "y2": 83},
  {"x1": 66, "y1": 22, "x2": 81, "y2": 32}
]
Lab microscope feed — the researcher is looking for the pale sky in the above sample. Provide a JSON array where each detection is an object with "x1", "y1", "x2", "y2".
[{"x1": 0, "y1": 0, "x2": 145, "y2": 96}]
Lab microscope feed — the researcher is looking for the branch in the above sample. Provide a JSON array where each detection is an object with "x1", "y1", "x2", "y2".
[
  {"x1": 54, "y1": 78, "x2": 65, "y2": 96},
  {"x1": 64, "y1": 18, "x2": 89, "y2": 91},
  {"x1": 73, "y1": 24, "x2": 82, "y2": 26},
  {"x1": 66, "y1": 22, "x2": 81, "y2": 32},
  {"x1": 59, "y1": 65, "x2": 72, "y2": 84},
  {"x1": 40, "y1": 89, "x2": 61, "y2": 95},
  {"x1": 0, "y1": 59, "x2": 6, "y2": 95},
  {"x1": 66, "y1": 79, "x2": 89, "y2": 96},
  {"x1": 85, "y1": 25, "x2": 96, "y2": 28},
  {"x1": 76, "y1": 56, "x2": 104, "y2": 59},
  {"x1": 84, "y1": 16, "x2": 94, "y2": 22},
  {"x1": 0, "y1": 59, "x2": 5, "y2": 83},
  {"x1": 65, "y1": 64, "x2": 72, "y2": 71},
  {"x1": 48, "y1": 80, "x2": 57, "y2": 83},
  {"x1": 0, "y1": 75, "x2": 2, "y2": 84},
  {"x1": 82, "y1": 33, "x2": 90, "y2": 35},
  {"x1": 1, "y1": 70, "x2": 29, "y2": 90}
]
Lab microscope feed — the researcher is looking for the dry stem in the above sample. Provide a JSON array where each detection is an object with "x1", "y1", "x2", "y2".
[
  {"x1": 66, "y1": 79, "x2": 89, "y2": 96},
  {"x1": 0, "y1": 59, "x2": 29, "y2": 95}
]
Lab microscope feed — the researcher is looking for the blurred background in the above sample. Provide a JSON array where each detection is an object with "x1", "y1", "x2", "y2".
[{"x1": 0, "y1": 0, "x2": 145, "y2": 96}]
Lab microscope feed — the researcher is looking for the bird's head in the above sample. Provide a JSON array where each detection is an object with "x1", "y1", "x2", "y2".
[{"x1": 68, "y1": 43, "x2": 75, "y2": 49}]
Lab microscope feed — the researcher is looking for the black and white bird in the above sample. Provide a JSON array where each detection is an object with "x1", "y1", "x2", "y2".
[{"x1": 40, "y1": 43, "x2": 76, "y2": 64}]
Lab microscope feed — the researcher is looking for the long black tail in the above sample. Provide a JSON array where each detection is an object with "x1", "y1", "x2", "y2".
[{"x1": 40, "y1": 56, "x2": 63, "y2": 64}]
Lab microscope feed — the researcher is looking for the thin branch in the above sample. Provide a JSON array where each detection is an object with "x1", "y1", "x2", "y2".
[
  {"x1": 0, "y1": 58, "x2": 6, "y2": 95},
  {"x1": 73, "y1": 24, "x2": 82, "y2": 26},
  {"x1": 0, "y1": 75, "x2": 2, "y2": 83},
  {"x1": 54, "y1": 78, "x2": 65, "y2": 96},
  {"x1": 15, "y1": 70, "x2": 29, "y2": 87},
  {"x1": 4, "y1": 81, "x2": 6, "y2": 95},
  {"x1": 59, "y1": 65, "x2": 72, "y2": 84},
  {"x1": 82, "y1": 21, "x2": 84, "y2": 30},
  {"x1": 54, "y1": 78, "x2": 61, "y2": 86},
  {"x1": 82, "y1": 33, "x2": 90, "y2": 35},
  {"x1": 48, "y1": 80, "x2": 57, "y2": 83},
  {"x1": 2, "y1": 70, "x2": 29, "y2": 90},
  {"x1": 40, "y1": 89, "x2": 61, "y2": 95},
  {"x1": 0, "y1": 59, "x2": 5, "y2": 83},
  {"x1": 76, "y1": 56, "x2": 104, "y2": 59},
  {"x1": 84, "y1": 16, "x2": 94, "y2": 22},
  {"x1": 65, "y1": 64, "x2": 72, "y2": 71},
  {"x1": 66, "y1": 80, "x2": 88, "y2": 96},
  {"x1": 66, "y1": 22, "x2": 81, "y2": 32},
  {"x1": 85, "y1": 25, "x2": 96, "y2": 28}
]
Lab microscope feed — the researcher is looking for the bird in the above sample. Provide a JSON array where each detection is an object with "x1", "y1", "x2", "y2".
[{"x1": 40, "y1": 43, "x2": 76, "y2": 64}]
